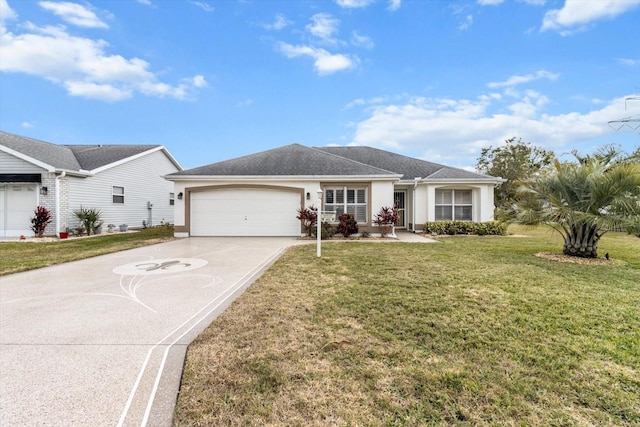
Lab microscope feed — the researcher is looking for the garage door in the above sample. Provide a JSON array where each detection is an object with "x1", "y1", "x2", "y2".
[
  {"x1": 0, "y1": 184, "x2": 37, "y2": 238},
  {"x1": 190, "y1": 188, "x2": 302, "y2": 236}
]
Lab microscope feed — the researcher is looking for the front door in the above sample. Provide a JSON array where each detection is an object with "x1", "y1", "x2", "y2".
[{"x1": 394, "y1": 190, "x2": 406, "y2": 228}]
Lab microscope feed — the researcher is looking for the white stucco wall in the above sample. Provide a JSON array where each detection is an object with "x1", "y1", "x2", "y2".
[{"x1": 169, "y1": 177, "x2": 397, "y2": 231}]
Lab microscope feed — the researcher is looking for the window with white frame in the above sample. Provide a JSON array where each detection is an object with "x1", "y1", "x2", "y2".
[
  {"x1": 435, "y1": 189, "x2": 472, "y2": 221},
  {"x1": 112, "y1": 186, "x2": 124, "y2": 204},
  {"x1": 169, "y1": 192, "x2": 175, "y2": 206},
  {"x1": 324, "y1": 187, "x2": 367, "y2": 223}
]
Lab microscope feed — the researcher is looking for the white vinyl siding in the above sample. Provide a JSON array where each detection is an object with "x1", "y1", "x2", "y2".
[
  {"x1": 66, "y1": 150, "x2": 178, "y2": 229},
  {"x1": 324, "y1": 187, "x2": 367, "y2": 223},
  {"x1": 0, "y1": 150, "x2": 47, "y2": 173},
  {"x1": 435, "y1": 189, "x2": 472, "y2": 221}
]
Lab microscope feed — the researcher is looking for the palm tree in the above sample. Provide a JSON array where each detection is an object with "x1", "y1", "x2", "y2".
[{"x1": 514, "y1": 154, "x2": 640, "y2": 258}]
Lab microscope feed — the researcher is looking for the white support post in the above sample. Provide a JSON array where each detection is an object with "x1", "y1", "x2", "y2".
[{"x1": 316, "y1": 189, "x2": 322, "y2": 258}]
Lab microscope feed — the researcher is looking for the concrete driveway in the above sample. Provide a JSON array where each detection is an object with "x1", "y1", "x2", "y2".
[{"x1": 0, "y1": 237, "x2": 300, "y2": 426}]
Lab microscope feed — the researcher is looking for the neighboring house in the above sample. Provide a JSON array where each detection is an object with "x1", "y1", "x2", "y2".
[
  {"x1": 0, "y1": 131, "x2": 182, "y2": 238},
  {"x1": 165, "y1": 144, "x2": 503, "y2": 237}
]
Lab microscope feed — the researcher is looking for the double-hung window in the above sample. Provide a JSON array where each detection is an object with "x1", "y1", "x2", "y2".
[
  {"x1": 324, "y1": 186, "x2": 367, "y2": 223},
  {"x1": 169, "y1": 192, "x2": 175, "y2": 206},
  {"x1": 435, "y1": 189, "x2": 472, "y2": 221},
  {"x1": 113, "y1": 186, "x2": 124, "y2": 204}
]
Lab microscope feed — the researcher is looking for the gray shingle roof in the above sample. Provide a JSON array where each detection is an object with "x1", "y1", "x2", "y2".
[
  {"x1": 0, "y1": 130, "x2": 162, "y2": 172},
  {"x1": 66, "y1": 145, "x2": 160, "y2": 170},
  {"x1": 0, "y1": 130, "x2": 81, "y2": 171},
  {"x1": 316, "y1": 146, "x2": 498, "y2": 181},
  {"x1": 170, "y1": 144, "x2": 399, "y2": 177},
  {"x1": 170, "y1": 143, "x2": 500, "y2": 181}
]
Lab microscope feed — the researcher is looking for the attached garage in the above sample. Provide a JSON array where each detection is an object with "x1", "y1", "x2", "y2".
[
  {"x1": 189, "y1": 187, "x2": 302, "y2": 236},
  {"x1": 0, "y1": 183, "x2": 38, "y2": 238}
]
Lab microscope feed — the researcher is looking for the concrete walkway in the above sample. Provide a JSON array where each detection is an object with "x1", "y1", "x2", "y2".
[
  {"x1": 394, "y1": 231, "x2": 439, "y2": 243},
  {"x1": 0, "y1": 237, "x2": 300, "y2": 427}
]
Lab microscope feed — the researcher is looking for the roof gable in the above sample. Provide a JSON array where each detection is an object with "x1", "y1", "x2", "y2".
[
  {"x1": 170, "y1": 144, "x2": 399, "y2": 177},
  {"x1": 0, "y1": 131, "x2": 81, "y2": 171},
  {"x1": 0, "y1": 131, "x2": 179, "y2": 173}
]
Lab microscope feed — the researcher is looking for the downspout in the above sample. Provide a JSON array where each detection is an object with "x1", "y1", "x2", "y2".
[
  {"x1": 55, "y1": 171, "x2": 66, "y2": 235},
  {"x1": 413, "y1": 177, "x2": 421, "y2": 233}
]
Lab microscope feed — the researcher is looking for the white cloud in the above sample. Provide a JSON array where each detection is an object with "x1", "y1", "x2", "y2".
[
  {"x1": 263, "y1": 13, "x2": 291, "y2": 30},
  {"x1": 346, "y1": 91, "x2": 637, "y2": 167},
  {"x1": 542, "y1": 0, "x2": 640, "y2": 33},
  {"x1": 477, "y1": 0, "x2": 504, "y2": 5},
  {"x1": 192, "y1": 75, "x2": 208, "y2": 88},
  {"x1": 306, "y1": 13, "x2": 340, "y2": 44},
  {"x1": 618, "y1": 58, "x2": 640, "y2": 66},
  {"x1": 137, "y1": 0, "x2": 153, "y2": 5},
  {"x1": 39, "y1": 1, "x2": 108, "y2": 29},
  {"x1": 21, "y1": 121, "x2": 34, "y2": 128},
  {"x1": 388, "y1": 0, "x2": 401, "y2": 11},
  {"x1": 0, "y1": 0, "x2": 17, "y2": 22},
  {"x1": 335, "y1": 0, "x2": 376, "y2": 8},
  {"x1": 0, "y1": 13, "x2": 205, "y2": 101},
  {"x1": 351, "y1": 31, "x2": 374, "y2": 49},
  {"x1": 65, "y1": 81, "x2": 131, "y2": 101},
  {"x1": 189, "y1": 1, "x2": 214, "y2": 13},
  {"x1": 487, "y1": 70, "x2": 559, "y2": 88},
  {"x1": 458, "y1": 14, "x2": 473, "y2": 30},
  {"x1": 237, "y1": 98, "x2": 254, "y2": 107},
  {"x1": 277, "y1": 42, "x2": 358, "y2": 75}
]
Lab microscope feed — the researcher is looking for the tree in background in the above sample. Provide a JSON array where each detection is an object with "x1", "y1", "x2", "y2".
[
  {"x1": 513, "y1": 147, "x2": 640, "y2": 258},
  {"x1": 476, "y1": 137, "x2": 555, "y2": 212}
]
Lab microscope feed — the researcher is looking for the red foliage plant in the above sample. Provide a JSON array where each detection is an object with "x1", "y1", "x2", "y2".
[
  {"x1": 31, "y1": 206, "x2": 52, "y2": 237},
  {"x1": 296, "y1": 205, "x2": 318, "y2": 237}
]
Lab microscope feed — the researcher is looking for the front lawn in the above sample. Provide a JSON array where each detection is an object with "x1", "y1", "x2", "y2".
[
  {"x1": 0, "y1": 226, "x2": 174, "y2": 276},
  {"x1": 174, "y1": 227, "x2": 640, "y2": 426}
]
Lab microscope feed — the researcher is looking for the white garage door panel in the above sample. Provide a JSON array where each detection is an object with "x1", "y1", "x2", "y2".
[
  {"x1": 1, "y1": 184, "x2": 37, "y2": 237},
  {"x1": 0, "y1": 185, "x2": 5, "y2": 236},
  {"x1": 191, "y1": 189, "x2": 301, "y2": 236}
]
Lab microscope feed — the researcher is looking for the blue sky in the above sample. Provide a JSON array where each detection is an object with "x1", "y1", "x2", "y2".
[{"x1": 1, "y1": 0, "x2": 638, "y2": 170}]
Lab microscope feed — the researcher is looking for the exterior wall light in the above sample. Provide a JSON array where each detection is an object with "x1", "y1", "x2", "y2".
[
  {"x1": 40, "y1": 186, "x2": 48, "y2": 195},
  {"x1": 177, "y1": 192, "x2": 183, "y2": 200}
]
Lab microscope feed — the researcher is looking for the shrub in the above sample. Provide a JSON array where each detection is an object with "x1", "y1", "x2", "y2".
[
  {"x1": 30, "y1": 206, "x2": 52, "y2": 237},
  {"x1": 336, "y1": 213, "x2": 358, "y2": 238},
  {"x1": 74, "y1": 206, "x2": 103, "y2": 236},
  {"x1": 296, "y1": 206, "x2": 318, "y2": 237},
  {"x1": 424, "y1": 221, "x2": 506, "y2": 236},
  {"x1": 374, "y1": 205, "x2": 398, "y2": 237},
  {"x1": 312, "y1": 222, "x2": 336, "y2": 240}
]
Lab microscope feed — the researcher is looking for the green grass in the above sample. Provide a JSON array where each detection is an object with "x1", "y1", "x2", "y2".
[
  {"x1": 174, "y1": 227, "x2": 640, "y2": 426},
  {"x1": 0, "y1": 226, "x2": 174, "y2": 276}
]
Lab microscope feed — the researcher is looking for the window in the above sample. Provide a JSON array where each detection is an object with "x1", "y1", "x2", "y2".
[
  {"x1": 435, "y1": 189, "x2": 472, "y2": 221},
  {"x1": 113, "y1": 186, "x2": 124, "y2": 204},
  {"x1": 169, "y1": 192, "x2": 175, "y2": 206},
  {"x1": 324, "y1": 186, "x2": 367, "y2": 223}
]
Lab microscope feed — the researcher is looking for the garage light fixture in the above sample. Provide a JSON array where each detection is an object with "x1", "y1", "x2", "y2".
[
  {"x1": 40, "y1": 186, "x2": 48, "y2": 195},
  {"x1": 306, "y1": 192, "x2": 310, "y2": 200},
  {"x1": 177, "y1": 192, "x2": 183, "y2": 200}
]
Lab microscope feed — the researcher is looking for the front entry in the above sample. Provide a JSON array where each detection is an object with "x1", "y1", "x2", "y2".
[{"x1": 394, "y1": 190, "x2": 406, "y2": 229}]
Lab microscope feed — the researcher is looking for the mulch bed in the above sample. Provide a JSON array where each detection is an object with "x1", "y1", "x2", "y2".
[{"x1": 534, "y1": 252, "x2": 624, "y2": 266}]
